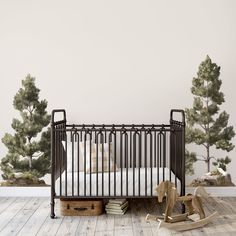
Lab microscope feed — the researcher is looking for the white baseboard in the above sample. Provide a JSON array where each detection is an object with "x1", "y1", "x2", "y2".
[
  {"x1": 0, "y1": 186, "x2": 235, "y2": 197},
  {"x1": 186, "y1": 186, "x2": 236, "y2": 197},
  {"x1": 0, "y1": 187, "x2": 50, "y2": 197}
]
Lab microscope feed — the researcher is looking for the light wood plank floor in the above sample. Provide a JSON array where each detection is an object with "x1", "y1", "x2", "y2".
[{"x1": 0, "y1": 197, "x2": 235, "y2": 236}]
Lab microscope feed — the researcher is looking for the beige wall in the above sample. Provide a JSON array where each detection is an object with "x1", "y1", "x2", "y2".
[{"x1": 0, "y1": 0, "x2": 236, "y2": 184}]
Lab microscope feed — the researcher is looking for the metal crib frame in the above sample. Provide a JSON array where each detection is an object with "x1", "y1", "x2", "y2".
[{"x1": 50, "y1": 109, "x2": 185, "y2": 218}]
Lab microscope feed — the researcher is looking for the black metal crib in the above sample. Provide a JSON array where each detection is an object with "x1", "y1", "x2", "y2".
[{"x1": 50, "y1": 109, "x2": 185, "y2": 218}]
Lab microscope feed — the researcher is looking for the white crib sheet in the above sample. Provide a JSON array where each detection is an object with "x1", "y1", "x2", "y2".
[{"x1": 55, "y1": 167, "x2": 181, "y2": 197}]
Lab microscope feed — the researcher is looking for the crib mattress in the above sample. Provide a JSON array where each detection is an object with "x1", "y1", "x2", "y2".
[{"x1": 55, "y1": 167, "x2": 181, "y2": 197}]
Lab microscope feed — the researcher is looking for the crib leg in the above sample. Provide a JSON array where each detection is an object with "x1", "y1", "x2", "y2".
[
  {"x1": 51, "y1": 197, "x2": 55, "y2": 219},
  {"x1": 181, "y1": 179, "x2": 185, "y2": 214},
  {"x1": 181, "y1": 203, "x2": 186, "y2": 214}
]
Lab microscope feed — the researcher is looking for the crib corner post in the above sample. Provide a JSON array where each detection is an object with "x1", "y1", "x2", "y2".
[
  {"x1": 51, "y1": 110, "x2": 56, "y2": 219},
  {"x1": 181, "y1": 112, "x2": 186, "y2": 214}
]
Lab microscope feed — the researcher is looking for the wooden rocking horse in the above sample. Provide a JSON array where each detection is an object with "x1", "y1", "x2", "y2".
[{"x1": 146, "y1": 181, "x2": 218, "y2": 231}]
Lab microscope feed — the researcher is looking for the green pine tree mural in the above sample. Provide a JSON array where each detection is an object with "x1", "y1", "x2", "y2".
[
  {"x1": 185, "y1": 56, "x2": 235, "y2": 179},
  {"x1": 0, "y1": 75, "x2": 51, "y2": 186}
]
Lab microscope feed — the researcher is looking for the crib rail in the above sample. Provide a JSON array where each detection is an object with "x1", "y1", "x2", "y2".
[{"x1": 50, "y1": 109, "x2": 185, "y2": 218}]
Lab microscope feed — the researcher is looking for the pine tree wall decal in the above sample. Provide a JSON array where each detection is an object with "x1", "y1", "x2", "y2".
[
  {"x1": 185, "y1": 56, "x2": 235, "y2": 175},
  {"x1": 0, "y1": 75, "x2": 51, "y2": 186}
]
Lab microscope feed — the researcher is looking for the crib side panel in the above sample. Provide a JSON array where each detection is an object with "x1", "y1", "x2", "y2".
[{"x1": 53, "y1": 122, "x2": 183, "y2": 199}]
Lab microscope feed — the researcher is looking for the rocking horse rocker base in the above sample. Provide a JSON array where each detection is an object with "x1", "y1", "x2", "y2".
[
  {"x1": 158, "y1": 212, "x2": 218, "y2": 231},
  {"x1": 146, "y1": 212, "x2": 189, "y2": 223},
  {"x1": 146, "y1": 181, "x2": 218, "y2": 232}
]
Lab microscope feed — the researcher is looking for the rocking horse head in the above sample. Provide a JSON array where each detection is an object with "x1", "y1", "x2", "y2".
[{"x1": 156, "y1": 181, "x2": 175, "y2": 202}]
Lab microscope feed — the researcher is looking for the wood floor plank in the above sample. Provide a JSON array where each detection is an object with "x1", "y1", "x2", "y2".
[
  {"x1": 203, "y1": 197, "x2": 234, "y2": 235},
  {"x1": 215, "y1": 197, "x2": 234, "y2": 214},
  {"x1": 130, "y1": 199, "x2": 153, "y2": 236},
  {"x1": 0, "y1": 197, "x2": 235, "y2": 236},
  {"x1": 113, "y1": 206, "x2": 133, "y2": 235},
  {"x1": 144, "y1": 198, "x2": 162, "y2": 234},
  {"x1": 56, "y1": 216, "x2": 80, "y2": 236},
  {"x1": 130, "y1": 199, "x2": 150, "y2": 228},
  {"x1": 227, "y1": 213, "x2": 236, "y2": 235},
  {"x1": 95, "y1": 230, "x2": 114, "y2": 236},
  {"x1": 114, "y1": 210, "x2": 132, "y2": 228},
  {"x1": 36, "y1": 199, "x2": 61, "y2": 235},
  {"x1": 223, "y1": 197, "x2": 236, "y2": 214},
  {"x1": 200, "y1": 197, "x2": 220, "y2": 235},
  {"x1": 215, "y1": 198, "x2": 236, "y2": 235},
  {"x1": 36, "y1": 215, "x2": 63, "y2": 236},
  {"x1": 95, "y1": 213, "x2": 115, "y2": 232},
  {"x1": 114, "y1": 210, "x2": 132, "y2": 229},
  {"x1": 0, "y1": 197, "x2": 17, "y2": 214},
  {"x1": 75, "y1": 215, "x2": 97, "y2": 235},
  {"x1": 172, "y1": 232, "x2": 191, "y2": 236},
  {"x1": 180, "y1": 231, "x2": 193, "y2": 236},
  {"x1": 145, "y1": 198, "x2": 181, "y2": 235},
  {"x1": 17, "y1": 198, "x2": 49, "y2": 236},
  {"x1": 212, "y1": 197, "x2": 236, "y2": 234},
  {"x1": 114, "y1": 227, "x2": 133, "y2": 236},
  {"x1": 0, "y1": 197, "x2": 10, "y2": 203},
  {"x1": 190, "y1": 227, "x2": 206, "y2": 236},
  {"x1": 222, "y1": 197, "x2": 236, "y2": 234},
  {"x1": 0, "y1": 198, "x2": 29, "y2": 232},
  {"x1": 155, "y1": 228, "x2": 173, "y2": 236},
  {"x1": 0, "y1": 198, "x2": 43, "y2": 236},
  {"x1": 133, "y1": 227, "x2": 153, "y2": 236}
]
